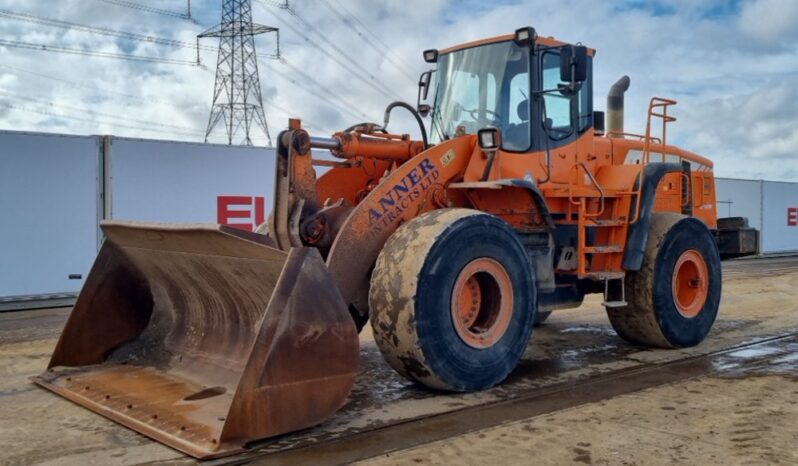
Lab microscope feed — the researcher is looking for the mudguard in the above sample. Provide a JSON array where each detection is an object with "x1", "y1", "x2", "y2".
[{"x1": 326, "y1": 136, "x2": 478, "y2": 314}]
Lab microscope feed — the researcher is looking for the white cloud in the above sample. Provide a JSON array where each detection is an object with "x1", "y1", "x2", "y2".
[
  {"x1": 0, "y1": 0, "x2": 795, "y2": 180},
  {"x1": 738, "y1": 0, "x2": 798, "y2": 46}
]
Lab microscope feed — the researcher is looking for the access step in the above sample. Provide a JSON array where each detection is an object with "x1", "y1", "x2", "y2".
[
  {"x1": 582, "y1": 271, "x2": 626, "y2": 280},
  {"x1": 586, "y1": 219, "x2": 626, "y2": 227},
  {"x1": 583, "y1": 245, "x2": 623, "y2": 254},
  {"x1": 602, "y1": 300, "x2": 629, "y2": 308},
  {"x1": 602, "y1": 275, "x2": 627, "y2": 307}
]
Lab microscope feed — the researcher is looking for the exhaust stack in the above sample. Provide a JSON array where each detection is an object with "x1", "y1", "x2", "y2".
[{"x1": 607, "y1": 75, "x2": 630, "y2": 137}]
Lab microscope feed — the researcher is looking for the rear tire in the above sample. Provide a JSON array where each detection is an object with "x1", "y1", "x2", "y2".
[
  {"x1": 607, "y1": 213, "x2": 721, "y2": 348},
  {"x1": 369, "y1": 209, "x2": 537, "y2": 391}
]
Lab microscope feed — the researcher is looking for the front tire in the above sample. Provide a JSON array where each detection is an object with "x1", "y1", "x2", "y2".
[
  {"x1": 369, "y1": 209, "x2": 537, "y2": 391},
  {"x1": 607, "y1": 213, "x2": 721, "y2": 348}
]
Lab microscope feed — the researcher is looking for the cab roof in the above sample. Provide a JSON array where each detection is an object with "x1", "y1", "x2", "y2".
[{"x1": 439, "y1": 33, "x2": 596, "y2": 57}]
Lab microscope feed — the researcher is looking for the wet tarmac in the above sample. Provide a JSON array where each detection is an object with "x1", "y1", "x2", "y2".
[{"x1": 0, "y1": 256, "x2": 796, "y2": 465}]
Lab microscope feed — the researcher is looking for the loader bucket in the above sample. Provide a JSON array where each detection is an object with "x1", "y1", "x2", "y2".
[{"x1": 32, "y1": 221, "x2": 359, "y2": 459}]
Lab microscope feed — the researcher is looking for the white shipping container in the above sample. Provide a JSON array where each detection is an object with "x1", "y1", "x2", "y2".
[
  {"x1": 2, "y1": 129, "x2": 797, "y2": 303},
  {"x1": 109, "y1": 137, "x2": 276, "y2": 231},
  {"x1": 0, "y1": 131, "x2": 100, "y2": 297},
  {"x1": 761, "y1": 181, "x2": 798, "y2": 253},
  {"x1": 714, "y1": 178, "x2": 763, "y2": 232}
]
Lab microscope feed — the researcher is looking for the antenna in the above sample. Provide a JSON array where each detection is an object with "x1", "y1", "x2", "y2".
[{"x1": 199, "y1": 0, "x2": 278, "y2": 146}]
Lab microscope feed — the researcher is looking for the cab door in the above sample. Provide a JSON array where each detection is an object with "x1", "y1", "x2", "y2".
[
  {"x1": 496, "y1": 48, "x2": 595, "y2": 183},
  {"x1": 533, "y1": 49, "x2": 595, "y2": 184}
]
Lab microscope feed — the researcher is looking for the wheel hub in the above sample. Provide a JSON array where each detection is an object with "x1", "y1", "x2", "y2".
[
  {"x1": 451, "y1": 258, "x2": 513, "y2": 349},
  {"x1": 672, "y1": 249, "x2": 709, "y2": 318}
]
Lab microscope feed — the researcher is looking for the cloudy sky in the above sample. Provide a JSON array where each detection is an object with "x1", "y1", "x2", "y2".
[{"x1": 0, "y1": 0, "x2": 796, "y2": 180}]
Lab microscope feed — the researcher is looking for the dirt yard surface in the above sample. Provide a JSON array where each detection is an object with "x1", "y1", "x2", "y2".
[
  {"x1": 0, "y1": 256, "x2": 795, "y2": 465},
  {"x1": 359, "y1": 343, "x2": 798, "y2": 466}
]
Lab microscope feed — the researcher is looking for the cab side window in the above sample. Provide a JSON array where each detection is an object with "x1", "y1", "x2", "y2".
[
  {"x1": 502, "y1": 71, "x2": 531, "y2": 151},
  {"x1": 541, "y1": 51, "x2": 592, "y2": 138},
  {"x1": 508, "y1": 73, "x2": 529, "y2": 125},
  {"x1": 541, "y1": 52, "x2": 572, "y2": 132}
]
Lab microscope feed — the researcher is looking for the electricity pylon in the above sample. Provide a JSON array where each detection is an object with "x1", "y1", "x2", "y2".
[{"x1": 199, "y1": 0, "x2": 278, "y2": 146}]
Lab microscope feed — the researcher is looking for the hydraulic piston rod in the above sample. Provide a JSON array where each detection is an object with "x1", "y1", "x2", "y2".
[{"x1": 310, "y1": 136, "x2": 342, "y2": 151}]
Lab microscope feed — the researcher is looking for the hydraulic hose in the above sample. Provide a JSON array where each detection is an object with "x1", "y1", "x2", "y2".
[{"x1": 383, "y1": 101, "x2": 429, "y2": 150}]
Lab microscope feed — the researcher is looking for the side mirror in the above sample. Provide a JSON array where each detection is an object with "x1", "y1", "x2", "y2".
[
  {"x1": 560, "y1": 45, "x2": 588, "y2": 83},
  {"x1": 417, "y1": 70, "x2": 434, "y2": 117},
  {"x1": 419, "y1": 70, "x2": 432, "y2": 100}
]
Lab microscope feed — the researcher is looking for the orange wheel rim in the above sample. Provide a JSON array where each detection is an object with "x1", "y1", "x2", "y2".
[
  {"x1": 451, "y1": 258, "x2": 513, "y2": 349},
  {"x1": 672, "y1": 249, "x2": 709, "y2": 318}
]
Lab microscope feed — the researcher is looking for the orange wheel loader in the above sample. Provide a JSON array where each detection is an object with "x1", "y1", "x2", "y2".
[{"x1": 33, "y1": 27, "x2": 759, "y2": 458}]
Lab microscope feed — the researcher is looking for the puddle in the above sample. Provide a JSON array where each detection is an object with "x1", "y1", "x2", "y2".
[
  {"x1": 559, "y1": 326, "x2": 618, "y2": 336},
  {"x1": 712, "y1": 337, "x2": 798, "y2": 379},
  {"x1": 770, "y1": 353, "x2": 798, "y2": 365},
  {"x1": 726, "y1": 346, "x2": 782, "y2": 359}
]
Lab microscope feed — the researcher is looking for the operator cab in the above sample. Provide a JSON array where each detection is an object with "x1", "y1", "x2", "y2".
[{"x1": 419, "y1": 28, "x2": 594, "y2": 154}]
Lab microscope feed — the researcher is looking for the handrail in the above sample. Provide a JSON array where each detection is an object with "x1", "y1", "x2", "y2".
[
  {"x1": 628, "y1": 170, "x2": 644, "y2": 225},
  {"x1": 567, "y1": 162, "x2": 606, "y2": 218},
  {"x1": 605, "y1": 131, "x2": 662, "y2": 144},
  {"x1": 580, "y1": 163, "x2": 606, "y2": 217},
  {"x1": 643, "y1": 97, "x2": 677, "y2": 165}
]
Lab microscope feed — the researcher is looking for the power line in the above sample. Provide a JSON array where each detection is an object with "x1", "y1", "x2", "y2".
[
  {"x1": 257, "y1": 3, "x2": 400, "y2": 103},
  {"x1": 0, "y1": 4, "x2": 383, "y2": 138},
  {"x1": 0, "y1": 89, "x2": 202, "y2": 134},
  {"x1": 196, "y1": 64, "x2": 335, "y2": 135},
  {"x1": 0, "y1": 63, "x2": 148, "y2": 103},
  {"x1": 317, "y1": 0, "x2": 416, "y2": 82},
  {"x1": 331, "y1": 0, "x2": 400, "y2": 56},
  {"x1": 0, "y1": 9, "x2": 352, "y2": 135},
  {"x1": 0, "y1": 8, "x2": 279, "y2": 61},
  {"x1": 264, "y1": 62, "x2": 361, "y2": 122},
  {"x1": 255, "y1": 1, "x2": 402, "y2": 102},
  {"x1": 95, "y1": 0, "x2": 196, "y2": 22},
  {"x1": 0, "y1": 8, "x2": 194, "y2": 48},
  {"x1": 0, "y1": 38, "x2": 199, "y2": 66},
  {"x1": 280, "y1": 3, "x2": 402, "y2": 100},
  {"x1": 265, "y1": 97, "x2": 330, "y2": 134},
  {"x1": 199, "y1": 61, "x2": 330, "y2": 134},
  {"x1": 0, "y1": 102, "x2": 204, "y2": 138},
  {"x1": 259, "y1": 0, "x2": 289, "y2": 8},
  {"x1": 272, "y1": 58, "x2": 369, "y2": 121}
]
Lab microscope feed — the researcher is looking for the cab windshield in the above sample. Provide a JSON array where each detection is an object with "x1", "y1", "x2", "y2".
[{"x1": 430, "y1": 41, "x2": 531, "y2": 151}]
